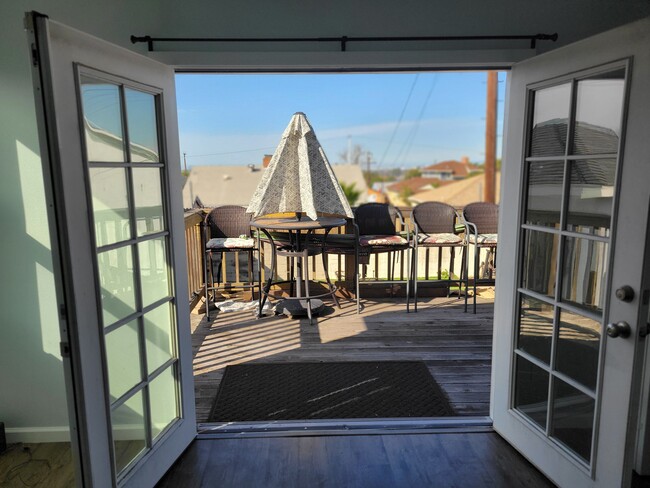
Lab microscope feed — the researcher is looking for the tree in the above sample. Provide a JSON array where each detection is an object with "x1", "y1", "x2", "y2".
[
  {"x1": 338, "y1": 144, "x2": 366, "y2": 165},
  {"x1": 399, "y1": 187, "x2": 414, "y2": 206},
  {"x1": 403, "y1": 168, "x2": 422, "y2": 179},
  {"x1": 340, "y1": 181, "x2": 362, "y2": 207}
]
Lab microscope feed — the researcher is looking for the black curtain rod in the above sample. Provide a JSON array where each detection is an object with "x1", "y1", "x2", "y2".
[{"x1": 130, "y1": 33, "x2": 558, "y2": 52}]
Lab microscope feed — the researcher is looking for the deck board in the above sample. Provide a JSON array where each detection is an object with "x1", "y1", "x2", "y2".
[{"x1": 192, "y1": 295, "x2": 494, "y2": 421}]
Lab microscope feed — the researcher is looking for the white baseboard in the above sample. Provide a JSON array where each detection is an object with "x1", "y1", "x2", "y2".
[{"x1": 6, "y1": 426, "x2": 71, "y2": 444}]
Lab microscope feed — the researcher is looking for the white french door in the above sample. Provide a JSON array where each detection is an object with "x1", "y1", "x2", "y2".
[
  {"x1": 28, "y1": 13, "x2": 195, "y2": 487},
  {"x1": 493, "y1": 17, "x2": 650, "y2": 488}
]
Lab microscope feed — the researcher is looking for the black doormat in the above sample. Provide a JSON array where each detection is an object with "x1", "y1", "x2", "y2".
[{"x1": 208, "y1": 361, "x2": 454, "y2": 421}]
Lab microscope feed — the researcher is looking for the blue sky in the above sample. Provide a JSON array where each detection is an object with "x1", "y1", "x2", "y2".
[{"x1": 175, "y1": 72, "x2": 506, "y2": 170}]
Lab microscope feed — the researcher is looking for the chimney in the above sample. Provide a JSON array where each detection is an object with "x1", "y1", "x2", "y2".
[
  {"x1": 461, "y1": 156, "x2": 470, "y2": 165},
  {"x1": 263, "y1": 154, "x2": 272, "y2": 168}
]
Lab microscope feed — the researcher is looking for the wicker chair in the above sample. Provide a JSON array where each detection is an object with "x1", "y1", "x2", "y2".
[
  {"x1": 203, "y1": 205, "x2": 261, "y2": 319},
  {"x1": 462, "y1": 202, "x2": 498, "y2": 313},
  {"x1": 411, "y1": 202, "x2": 468, "y2": 312},
  {"x1": 354, "y1": 203, "x2": 413, "y2": 312}
]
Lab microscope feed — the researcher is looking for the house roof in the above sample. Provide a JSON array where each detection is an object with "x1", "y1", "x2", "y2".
[
  {"x1": 410, "y1": 173, "x2": 501, "y2": 207},
  {"x1": 422, "y1": 159, "x2": 473, "y2": 177},
  {"x1": 182, "y1": 163, "x2": 368, "y2": 209},
  {"x1": 386, "y1": 177, "x2": 454, "y2": 194}
]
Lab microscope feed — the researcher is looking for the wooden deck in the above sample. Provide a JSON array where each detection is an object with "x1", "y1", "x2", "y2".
[{"x1": 191, "y1": 293, "x2": 494, "y2": 422}]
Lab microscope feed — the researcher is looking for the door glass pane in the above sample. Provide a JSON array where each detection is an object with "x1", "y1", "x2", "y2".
[
  {"x1": 105, "y1": 320, "x2": 142, "y2": 401},
  {"x1": 90, "y1": 167, "x2": 132, "y2": 247},
  {"x1": 572, "y1": 69, "x2": 625, "y2": 155},
  {"x1": 514, "y1": 355, "x2": 549, "y2": 430},
  {"x1": 556, "y1": 310, "x2": 601, "y2": 391},
  {"x1": 112, "y1": 391, "x2": 147, "y2": 475},
  {"x1": 133, "y1": 168, "x2": 165, "y2": 236},
  {"x1": 138, "y1": 237, "x2": 170, "y2": 307},
  {"x1": 149, "y1": 366, "x2": 178, "y2": 441},
  {"x1": 530, "y1": 83, "x2": 571, "y2": 157},
  {"x1": 125, "y1": 89, "x2": 160, "y2": 162},
  {"x1": 561, "y1": 237, "x2": 608, "y2": 313},
  {"x1": 525, "y1": 160, "x2": 564, "y2": 228},
  {"x1": 517, "y1": 295, "x2": 554, "y2": 365},
  {"x1": 551, "y1": 378, "x2": 595, "y2": 463},
  {"x1": 144, "y1": 302, "x2": 175, "y2": 374},
  {"x1": 80, "y1": 77, "x2": 125, "y2": 162},
  {"x1": 566, "y1": 159, "x2": 616, "y2": 236},
  {"x1": 99, "y1": 246, "x2": 136, "y2": 326},
  {"x1": 521, "y1": 229, "x2": 559, "y2": 298}
]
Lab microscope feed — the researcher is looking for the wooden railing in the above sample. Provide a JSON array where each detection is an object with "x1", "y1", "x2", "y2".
[
  {"x1": 184, "y1": 209, "x2": 205, "y2": 307},
  {"x1": 183, "y1": 205, "x2": 486, "y2": 305}
]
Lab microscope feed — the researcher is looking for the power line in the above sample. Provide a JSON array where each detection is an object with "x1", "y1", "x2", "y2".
[
  {"x1": 377, "y1": 74, "x2": 419, "y2": 168},
  {"x1": 394, "y1": 75, "x2": 438, "y2": 166}
]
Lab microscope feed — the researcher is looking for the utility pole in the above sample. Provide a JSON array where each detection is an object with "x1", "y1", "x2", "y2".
[
  {"x1": 365, "y1": 151, "x2": 375, "y2": 186},
  {"x1": 484, "y1": 71, "x2": 498, "y2": 203},
  {"x1": 183, "y1": 152, "x2": 188, "y2": 173}
]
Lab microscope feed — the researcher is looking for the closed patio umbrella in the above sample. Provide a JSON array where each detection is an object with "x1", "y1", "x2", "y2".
[{"x1": 247, "y1": 112, "x2": 353, "y2": 220}]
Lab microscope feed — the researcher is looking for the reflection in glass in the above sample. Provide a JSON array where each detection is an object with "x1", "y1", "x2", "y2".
[
  {"x1": 562, "y1": 237, "x2": 608, "y2": 312},
  {"x1": 514, "y1": 355, "x2": 549, "y2": 429},
  {"x1": 521, "y1": 230, "x2": 559, "y2": 298},
  {"x1": 105, "y1": 320, "x2": 142, "y2": 401},
  {"x1": 530, "y1": 83, "x2": 571, "y2": 157},
  {"x1": 112, "y1": 391, "x2": 146, "y2": 475},
  {"x1": 573, "y1": 69, "x2": 625, "y2": 155},
  {"x1": 133, "y1": 168, "x2": 165, "y2": 236},
  {"x1": 551, "y1": 378, "x2": 595, "y2": 463},
  {"x1": 517, "y1": 296, "x2": 554, "y2": 365},
  {"x1": 145, "y1": 302, "x2": 175, "y2": 374},
  {"x1": 80, "y1": 77, "x2": 125, "y2": 162},
  {"x1": 525, "y1": 161, "x2": 564, "y2": 228},
  {"x1": 125, "y1": 89, "x2": 160, "y2": 162},
  {"x1": 138, "y1": 237, "x2": 170, "y2": 307},
  {"x1": 556, "y1": 310, "x2": 601, "y2": 391},
  {"x1": 98, "y1": 246, "x2": 136, "y2": 326},
  {"x1": 90, "y1": 167, "x2": 131, "y2": 247},
  {"x1": 567, "y1": 159, "x2": 616, "y2": 236},
  {"x1": 149, "y1": 366, "x2": 178, "y2": 441}
]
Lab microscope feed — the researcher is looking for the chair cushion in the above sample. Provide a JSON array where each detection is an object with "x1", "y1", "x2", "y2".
[
  {"x1": 418, "y1": 233, "x2": 462, "y2": 245},
  {"x1": 468, "y1": 233, "x2": 498, "y2": 245},
  {"x1": 206, "y1": 237, "x2": 255, "y2": 249},
  {"x1": 359, "y1": 235, "x2": 408, "y2": 246}
]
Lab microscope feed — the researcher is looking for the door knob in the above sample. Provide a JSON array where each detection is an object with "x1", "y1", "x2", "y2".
[
  {"x1": 615, "y1": 286, "x2": 635, "y2": 302},
  {"x1": 606, "y1": 321, "x2": 631, "y2": 339}
]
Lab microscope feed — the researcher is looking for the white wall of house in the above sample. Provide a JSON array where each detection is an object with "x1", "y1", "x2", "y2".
[{"x1": 2, "y1": 0, "x2": 649, "y2": 443}]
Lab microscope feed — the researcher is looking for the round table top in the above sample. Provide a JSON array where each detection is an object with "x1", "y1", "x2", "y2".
[{"x1": 250, "y1": 216, "x2": 346, "y2": 230}]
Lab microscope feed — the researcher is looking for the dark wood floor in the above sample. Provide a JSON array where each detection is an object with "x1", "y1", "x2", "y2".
[
  {"x1": 157, "y1": 432, "x2": 555, "y2": 488},
  {"x1": 192, "y1": 294, "x2": 494, "y2": 422}
]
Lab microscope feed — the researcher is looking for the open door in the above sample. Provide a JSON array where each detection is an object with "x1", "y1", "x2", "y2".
[
  {"x1": 492, "y1": 16, "x2": 650, "y2": 488},
  {"x1": 27, "y1": 13, "x2": 195, "y2": 487}
]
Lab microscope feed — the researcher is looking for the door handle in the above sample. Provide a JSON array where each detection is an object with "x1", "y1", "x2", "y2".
[{"x1": 606, "y1": 321, "x2": 631, "y2": 339}]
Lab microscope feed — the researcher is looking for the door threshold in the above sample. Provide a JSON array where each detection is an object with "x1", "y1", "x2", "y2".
[{"x1": 197, "y1": 416, "x2": 493, "y2": 439}]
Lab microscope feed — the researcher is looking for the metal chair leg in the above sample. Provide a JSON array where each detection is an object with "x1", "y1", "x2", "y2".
[{"x1": 322, "y1": 249, "x2": 341, "y2": 309}]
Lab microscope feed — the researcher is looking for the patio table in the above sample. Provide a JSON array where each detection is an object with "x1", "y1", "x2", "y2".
[{"x1": 251, "y1": 216, "x2": 346, "y2": 324}]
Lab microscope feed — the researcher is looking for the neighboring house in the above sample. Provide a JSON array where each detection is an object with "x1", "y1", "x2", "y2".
[
  {"x1": 421, "y1": 157, "x2": 475, "y2": 180},
  {"x1": 410, "y1": 172, "x2": 502, "y2": 208},
  {"x1": 182, "y1": 161, "x2": 368, "y2": 209},
  {"x1": 386, "y1": 177, "x2": 452, "y2": 206}
]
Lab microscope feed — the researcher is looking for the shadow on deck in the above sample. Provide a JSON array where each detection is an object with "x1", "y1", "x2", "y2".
[{"x1": 191, "y1": 294, "x2": 495, "y2": 423}]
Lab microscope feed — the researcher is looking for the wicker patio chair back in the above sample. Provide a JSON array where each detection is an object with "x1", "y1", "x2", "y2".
[
  {"x1": 412, "y1": 202, "x2": 458, "y2": 234},
  {"x1": 354, "y1": 203, "x2": 400, "y2": 236},
  {"x1": 462, "y1": 202, "x2": 499, "y2": 234},
  {"x1": 204, "y1": 205, "x2": 252, "y2": 238}
]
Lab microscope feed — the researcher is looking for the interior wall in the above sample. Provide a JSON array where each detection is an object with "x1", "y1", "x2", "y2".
[{"x1": 0, "y1": 1, "x2": 161, "y2": 443}]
